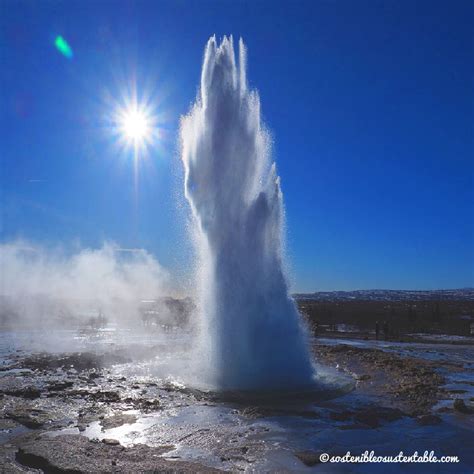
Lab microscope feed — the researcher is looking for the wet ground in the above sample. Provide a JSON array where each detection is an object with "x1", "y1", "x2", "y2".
[{"x1": 1, "y1": 328, "x2": 473, "y2": 472}]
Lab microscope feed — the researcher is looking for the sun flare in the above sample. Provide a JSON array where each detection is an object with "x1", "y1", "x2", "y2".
[
  {"x1": 110, "y1": 91, "x2": 164, "y2": 159},
  {"x1": 119, "y1": 108, "x2": 150, "y2": 143}
]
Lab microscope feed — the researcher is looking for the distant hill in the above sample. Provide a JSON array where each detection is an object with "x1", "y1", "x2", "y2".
[{"x1": 294, "y1": 288, "x2": 474, "y2": 302}]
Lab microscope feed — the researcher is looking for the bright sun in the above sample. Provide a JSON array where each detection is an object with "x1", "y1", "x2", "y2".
[
  {"x1": 120, "y1": 108, "x2": 150, "y2": 143},
  {"x1": 111, "y1": 95, "x2": 159, "y2": 156}
]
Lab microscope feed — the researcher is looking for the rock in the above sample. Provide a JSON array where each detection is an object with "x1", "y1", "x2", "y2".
[
  {"x1": 298, "y1": 411, "x2": 320, "y2": 419},
  {"x1": 356, "y1": 374, "x2": 371, "y2": 381},
  {"x1": 453, "y1": 399, "x2": 474, "y2": 414},
  {"x1": 329, "y1": 410, "x2": 353, "y2": 421},
  {"x1": 338, "y1": 423, "x2": 372, "y2": 430},
  {"x1": 353, "y1": 412, "x2": 379, "y2": 428},
  {"x1": 47, "y1": 381, "x2": 73, "y2": 392},
  {"x1": 89, "y1": 390, "x2": 120, "y2": 402},
  {"x1": 417, "y1": 414, "x2": 442, "y2": 426},
  {"x1": 0, "y1": 443, "x2": 32, "y2": 474},
  {"x1": 6, "y1": 408, "x2": 50, "y2": 429},
  {"x1": 140, "y1": 399, "x2": 161, "y2": 411},
  {"x1": 0, "y1": 418, "x2": 19, "y2": 430},
  {"x1": 354, "y1": 406, "x2": 405, "y2": 428},
  {"x1": 14, "y1": 434, "x2": 218, "y2": 472},
  {"x1": 19, "y1": 352, "x2": 132, "y2": 372},
  {"x1": 3, "y1": 387, "x2": 41, "y2": 399},
  {"x1": 295, "y1": 450, "x2": 323, "y2": 466},
  {"x1": 102, "y1": 438, "x2": 120, "y2": 445},
  {"x1": 100, "y1": 413, "x2": 137, "y2": 430},
  {"x1": 239, "y1": 406, "x2": 265, "y2": 419}
]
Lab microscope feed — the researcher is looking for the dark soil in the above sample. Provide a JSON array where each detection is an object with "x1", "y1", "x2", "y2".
[{"x1": 313, "y1": 344, "x2": 447, "y2": 415}]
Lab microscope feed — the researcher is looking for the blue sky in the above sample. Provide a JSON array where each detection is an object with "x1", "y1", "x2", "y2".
[{"x1": 1, "y1": 0, "x2": 473, "y2": 292}]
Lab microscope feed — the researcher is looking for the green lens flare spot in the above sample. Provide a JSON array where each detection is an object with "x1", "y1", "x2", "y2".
[{"x1": 55, "y1": 36, "x2": 73, "y2": 59}]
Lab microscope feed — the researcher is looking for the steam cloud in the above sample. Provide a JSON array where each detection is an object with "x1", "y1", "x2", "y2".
[{"x1": 0, "y1": 240, "x2": 170, "y2": 327}]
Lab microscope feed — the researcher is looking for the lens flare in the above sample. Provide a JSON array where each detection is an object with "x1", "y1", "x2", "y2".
[{"x1": 55, "y1": 36, "x2": 73, "y2": 59}]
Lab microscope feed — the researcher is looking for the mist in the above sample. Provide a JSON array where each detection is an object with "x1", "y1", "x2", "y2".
[{"x1": 0, "y1": 240, "x2": 171, "y2": 328}]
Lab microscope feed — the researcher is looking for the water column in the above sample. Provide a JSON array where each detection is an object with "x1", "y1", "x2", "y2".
[{"x1": 181, "y1": 36, "x2": 314, "y2": 391}]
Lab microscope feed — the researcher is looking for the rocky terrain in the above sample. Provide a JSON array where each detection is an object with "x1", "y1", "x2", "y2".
[
  {"x1": 314, "y1": 344, "x2": 450, "y2": 416},
  {"x1": 1, "y1": 336, "x2": 473, "y2": 472}
]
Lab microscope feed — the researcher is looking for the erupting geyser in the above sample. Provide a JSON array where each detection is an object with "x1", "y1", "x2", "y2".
[{"x1": 181, "y1": 36, "x2": 315, "y2": 391}]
